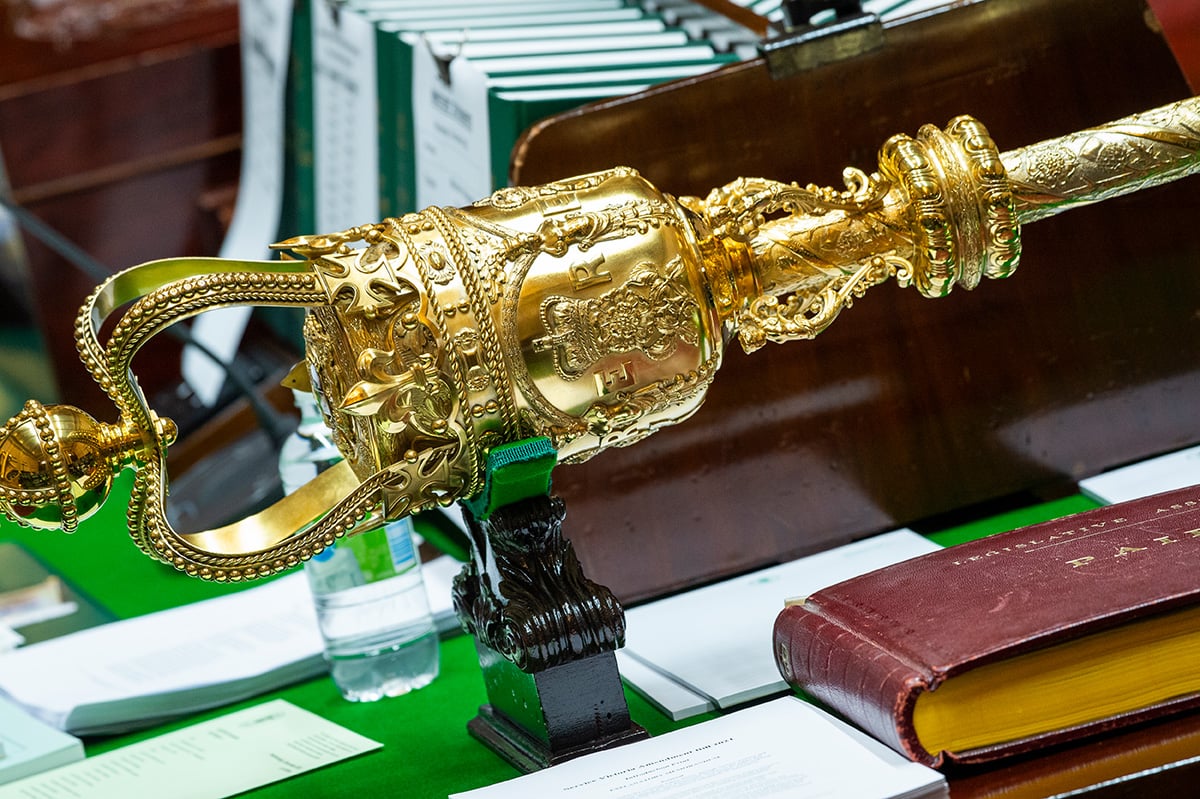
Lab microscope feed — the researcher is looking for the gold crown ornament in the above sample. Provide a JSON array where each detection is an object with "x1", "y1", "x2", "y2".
[{"x1": 1, "y1": 98, "x2": 1197, "y2": 582}]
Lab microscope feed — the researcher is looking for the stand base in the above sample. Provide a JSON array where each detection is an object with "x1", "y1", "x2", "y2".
[
  {"x1": 455, "y1": 467, "x2": 648, "y2": 772},
  {"x1": 469, "y1": 704, "x2": 649, "y2": 773}
]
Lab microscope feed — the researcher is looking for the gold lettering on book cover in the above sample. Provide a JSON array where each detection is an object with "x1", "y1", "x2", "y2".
[{"x1": 1063, "y1": 526, "x2": 1200, "y2": 568}]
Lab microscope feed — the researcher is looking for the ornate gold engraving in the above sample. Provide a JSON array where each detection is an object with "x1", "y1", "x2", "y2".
[
  {"x1": 568, "y1": 254, "x2": 613, "y2": 291},
  {"x1": 1004, "y1": 99, "x2": 1200, "y2": 223},
  {"x1": 0, "y1": 98, "x2": 1196, "y2": 580},
  {"x1": 533, "y1": 259, "x2": 700, "y2": 380}
]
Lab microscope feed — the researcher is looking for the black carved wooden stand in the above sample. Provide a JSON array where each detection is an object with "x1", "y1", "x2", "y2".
[{"x1": 452, "y1": 440, "x2": 648, "y2": 771}]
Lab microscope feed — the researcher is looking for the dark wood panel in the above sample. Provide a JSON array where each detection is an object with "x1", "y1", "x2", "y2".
[
  {"x1": 513, "y1": 0, "x2": 1200, "y2": 603},
  {"x1": 946, "y1": 709, "x2": 1200, "y2": 798},
  {"x1": 19, "y1": 154, "x2": 241, "y2": 414},
  {"x1": 0, "y1": 2, "x2": 238, "y2": 89},
  {"x1": 0, "y1": 7, "x2": 244, "y2": 416}
]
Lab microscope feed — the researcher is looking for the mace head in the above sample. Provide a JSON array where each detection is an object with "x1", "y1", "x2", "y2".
[{"x1": 0, "y1": 400, "x2": 165, "y2": 533}]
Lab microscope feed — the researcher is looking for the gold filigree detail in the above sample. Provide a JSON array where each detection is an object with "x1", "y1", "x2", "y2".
[
  {"x1": 533, "y1": 259, "x2": 699, "y2": 380},
  {"x1": 949, "y1": 116, "x2": 1020, "y2": 282},
  {"x1": 554, "y1": 354, "x2": 721, "y2": 462},
  {"x1": 737, "y1": 255, "x2": 910, "y2": 352},
  {"x1": 1004, "y1": 97, "x2": 1200, "y2": 224},
  {"x1": 481, "y1": 167, "x2": 637, "y2": 210},
  {"x1": 700, "y1": 168, "x2": 887, "y2": 244},
  {"x1": 534, "y1": 199, "x2": 678, "y2": 256},
  {"x1": 341, "y1": 353, "x2": 456, "y2": 438},
  {"x1": 876, "y1": 115, "x2": 1017, "y2": 297},
  {"x1": 274, "y1": 223, "x2": 385, "y2": 259},
  {"x1": 378, "y1": 213, "x2": 484, "y2": 500},
  {"x1": 3, "y1": 98, "x2": 1198, "y2": 583},
  {"x1": 424, "y1": 207, "x2": 520, "y2": 440}
]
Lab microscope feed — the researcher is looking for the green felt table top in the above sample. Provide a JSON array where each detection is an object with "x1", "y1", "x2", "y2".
[{"x1": 0, "y1": 471, "x2": 1099, "y2": 798}]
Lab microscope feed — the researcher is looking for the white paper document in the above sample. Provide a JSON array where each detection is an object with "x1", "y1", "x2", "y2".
[
  {"x1": 0, "y1": 574, "x2": 325, "y2": 735},
  {"x1": 0, "y1": 697, "x2": 84, "y2": 785},
  {"x1": 453, "y1": 696, "x2": 946, "y2": 799},
  {"x1": 424, "y1": 554, "x2": 466, "y2": 634},
  {"x1": 183, "y1": 0, "x2": 294, "y2": 405},
  {"x1": 616, "y1": 655, "x2": 715, "y2": 719},
  {"x1": 0, "y1": 700, "x2": 382, "y2": 799},
  {"x1": 312, "y1": 0, "x2": 381, "y2": 233},
  {"x1": 413, "y1": 38, "x2": 494, "y2": 209},
  {"x1": 1079, "y1": 444, "x2": 1200, "y2": 504},
  {"x1": 618, "y1": 530, "x2": 940, "y2": 718}
]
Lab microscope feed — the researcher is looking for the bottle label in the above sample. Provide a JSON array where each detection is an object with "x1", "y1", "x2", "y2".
[
  {"x1": 383, "y1": 521, "x2": 419, "y2": 571},
  {"x1": 341, "y1": 520, "x2": 419, "y2": 585},
  {"x1": 305, "y1": 545, "x2": 365, "y2": 594}
]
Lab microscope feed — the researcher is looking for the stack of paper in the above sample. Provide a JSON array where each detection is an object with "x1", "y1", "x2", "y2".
[
  {"x1": 1079, "y1": 444, "x2": 1200, "y2": 504},
  {"x1": 744, "y1": 0, "x2": 951, "y2": 26},
  {"x1": 302, "y1": 0, "x2": 751, "y2": 234},
  {"x1": 0, "y1": 696, "x2": 84, "y2": 785},
  {"x1": 291, "y1": 0, "x2": 938, "y2": 236},
  {"x1": 617, "y1": 530, "x2": 941, "y2": 719},
  {"x1": 0, "y1": 559, "x2": 466, "y2": 735},
  {"x1": 0, "y1": 574, "x2": 326, "y2": 735}
]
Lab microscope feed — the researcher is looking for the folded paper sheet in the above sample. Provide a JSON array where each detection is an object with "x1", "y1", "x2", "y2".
[{"x1": 618, "y1": 530, "x2": 940, "y2": 718}]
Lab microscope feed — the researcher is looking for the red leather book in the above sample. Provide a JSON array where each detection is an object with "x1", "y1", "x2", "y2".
[{"x1": 773, "y1": 486, "x2": 1200, "y2": 767}]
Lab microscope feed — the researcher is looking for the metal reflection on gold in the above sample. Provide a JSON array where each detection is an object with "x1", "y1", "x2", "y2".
[
  {"x1": 533, "y1": 259, "x2": 700, "y2": 380},
  {"x1": 0, "y1": 97, "x2": 1197, "y2": 581}
]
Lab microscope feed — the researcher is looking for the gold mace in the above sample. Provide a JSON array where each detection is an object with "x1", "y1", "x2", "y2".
[{"x1": 1, "y1": 98, "x2": 1197, "y2": 581}]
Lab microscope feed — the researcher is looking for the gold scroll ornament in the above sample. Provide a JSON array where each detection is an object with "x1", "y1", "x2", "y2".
[{"x1": 1, "y1": 97, "x2": 1197, "y2": 581}]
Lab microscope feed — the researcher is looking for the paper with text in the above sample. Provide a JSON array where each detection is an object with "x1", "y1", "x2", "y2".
[
  {"x1": 312, "y1": 0, "x2": 381, "y2": 232},
  {"x1": 413, "y1": 38, "x2": 493, "y2": 209},
  {"x1": 452, "y1": 696, "x2": 946, "y2": 799},
  {"x1": 0, "y1": 700, "x2": 381, "y2": 799},
  {"x1": 0, "y1": 574, "x2": 324, "y2": 734},
  {"x1": 619, "y1": 530, "x2": 941, "y2": 715},
  {"x1": 0, "y1": 697, "x2": 83, "y2": 785},
  {"x1": 183, "y1": 0, "x2": 293, "y2": 405}
]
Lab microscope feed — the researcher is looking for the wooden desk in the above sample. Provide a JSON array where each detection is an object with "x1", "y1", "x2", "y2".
[
  {"x1": 2, "y1": 487, "x2": 1198, "y2": 798},
  {"x1": 2, "y1": 2, "x2": 1198, "y2": 795}
]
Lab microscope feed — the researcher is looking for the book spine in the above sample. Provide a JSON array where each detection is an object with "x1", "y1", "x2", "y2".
[
  {"x1": 774, "y1": 603, "x2": 938, "y2": 766},
  {"x1": 376, "y1": 30, "x2": 419, "y2": 219}
]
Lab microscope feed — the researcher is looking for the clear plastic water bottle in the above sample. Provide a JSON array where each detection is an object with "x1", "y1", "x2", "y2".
[{"x1": 279, "y1": 390, "x2": 439, "y2": 701}]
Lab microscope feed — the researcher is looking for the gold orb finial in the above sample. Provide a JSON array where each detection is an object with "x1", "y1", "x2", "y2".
[{"x1": 0, "y1": 400, "x2": 141, "y2": 532}]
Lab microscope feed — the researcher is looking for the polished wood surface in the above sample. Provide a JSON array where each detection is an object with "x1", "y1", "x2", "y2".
[
  {"x1": 513, "y1": 0, "x2": 1200, "y2": 604},
  {"x1": 0, "y1": 3, "x2": 243, "y2": 416},
  {"x1": 946, "y1": 710, "x2": 1200, "y2": 798}
]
